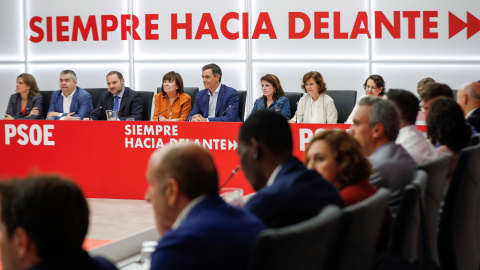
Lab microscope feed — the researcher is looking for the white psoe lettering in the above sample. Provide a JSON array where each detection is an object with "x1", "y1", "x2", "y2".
[{"x1": 5, "y1": 124, "x2": 55, "y2": 146}]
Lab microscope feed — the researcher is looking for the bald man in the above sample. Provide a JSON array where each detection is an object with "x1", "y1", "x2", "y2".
[
  {"x1": 457, "y1": 82, "x2": 480, "y2": 132},
  {"x1": 145, "y1": 143, "x2": 265, "y2": 270}
]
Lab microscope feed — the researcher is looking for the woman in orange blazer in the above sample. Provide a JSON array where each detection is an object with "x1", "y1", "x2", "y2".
[{"x1": 153, "y1": 71, "x2": 191, "y2": 121}]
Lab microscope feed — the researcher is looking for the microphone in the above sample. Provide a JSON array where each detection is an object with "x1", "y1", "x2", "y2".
[
  {"x1": 89, "y1": 106, "x2": 102, "y2": 119},
  {"x1": 294, "y1": 101, "x2": 299, "y2": 123},
  {"x1": 220, "y1": 105, "x2": 232, "y2": 122},
  {"x1": 218, "y1": 166, "x2": 240, "y2": 190},
  {"x1": 157, "y1": 108, "x2": 170, "y2": 121}
]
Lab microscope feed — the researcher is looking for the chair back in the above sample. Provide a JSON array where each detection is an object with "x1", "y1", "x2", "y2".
[
  {"x1": 40, "y1": 90, "x2": 54, "y2": 118},
  {"x1": 332, "y1": 188, "x2": 390, "y2": 270},
  {"x1": 137, "y1": 91, "x2": 154, "y2": 120},
  {"x1": 249, "y1": 205, "x2": 342, "y2": 270},
  {"x1": 84, "y1": 88, "x2": 108, "y2": 108},
  {"x1": 237, "y1": 90, "x2": 247, "y2": 122},
  {"x1": 417, "y1": 153, "x2": 452, "y2": 265},
  {"x1": 438, "y1": 144, "x2": 480, "y2": 270},
  {"x1": 327, "y1": 90, "x2": 357, "y2": 123},
  {"x1": 284, "y1": 92, "x2": 303, "y2": 119}
]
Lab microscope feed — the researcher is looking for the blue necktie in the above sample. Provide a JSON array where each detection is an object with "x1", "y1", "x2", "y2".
[{"x1": 113, "y1": 96, "x2": 120, "y2": 111}]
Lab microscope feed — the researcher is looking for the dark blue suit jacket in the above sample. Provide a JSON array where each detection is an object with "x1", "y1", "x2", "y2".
[
  {"x1": 467, "y1": 108, "x2": 480, "y2": 133},
  {"x1": 26, "y1": 251, "x2": 117, "y2": 270},
  {"x1": 187, "y1": 84, "x2": 240, "y2": 122},
  {"x1": 48, "y1": 87, "x2": 93, "y2": 120},
  {"x1": 90, "y1": 87, "x2": 143, "y2": 120},
  {"x1": 150, "y1": 194, "x2": 265, "y2": 270},
  {"x1": 244, "y1": 157, "x2": 344, "y2": 228}
]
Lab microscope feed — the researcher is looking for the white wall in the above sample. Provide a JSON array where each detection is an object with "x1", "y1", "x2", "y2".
[{"x1": 1, "y1": 0, "x2": 479, "y2": 119}]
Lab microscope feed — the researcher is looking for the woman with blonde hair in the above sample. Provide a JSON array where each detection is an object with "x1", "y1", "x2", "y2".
[{"x1": 4, "y1": 73, "x2": 43, "y2": 120}]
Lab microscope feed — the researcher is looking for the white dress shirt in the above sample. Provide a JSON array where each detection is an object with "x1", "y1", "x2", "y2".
[
  {"x1": 208, "y1": 84, "x2": 221, "y2": 118},
  {"x1": 59, "y1": 88, "x2": 76, "y2": 120},
  {"x1": 395, "y1": 125, "x2": 438, "y2": 165}
]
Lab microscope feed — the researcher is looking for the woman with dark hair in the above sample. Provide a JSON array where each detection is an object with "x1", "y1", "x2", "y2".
[
  {"x1": 427, "y1": 97, "x2": 472, "y2": 181},
  {"x1": 345, "y1": 74, "x2": 386, "y2": 123},
  {"x1": 4, "y1": 73, "x2": 43, "y2": 120},
  {"x1": 153, "y1": 71, "x2": 191, "y2": 121},
  {"x1": 251, "y1": 74, "x2": 291, "y2": 118},
  {"x1": 289, "y1": 71, "x2": 337, "y2": 123},
  {"x1": 305, "y1": 129, "x2": 376, "y2": 205}
]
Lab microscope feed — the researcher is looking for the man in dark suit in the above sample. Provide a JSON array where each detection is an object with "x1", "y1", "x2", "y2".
[
  {"x1": 145, "y1": 143, "x2": 265, "y2": 270},
  {"x1": 187, "y1": 63, "x2": 240, "y2": 122},
  {"x1": 238, "y1": 110, "x2": 344, "y2": 228},
  {"x1": 457, "y1": 81, "x2": 480, "y2": 133},
  {"x1": 47, "y1": 70, "x2": 93, "y2": 120},
  {"x1": 0, "y1": 175, "x2": 117, "y2": 270},
  {"x1": 349, "y1": 96, "x2": 416, "y2": 216},
  {"x1": 89, "y1": 71, "x2": 143, "y2": 120}
]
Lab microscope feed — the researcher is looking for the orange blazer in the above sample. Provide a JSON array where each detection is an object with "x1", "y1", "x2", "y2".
[{"x1": 152, "y1": 92, "x2": 191, "y2": 121}]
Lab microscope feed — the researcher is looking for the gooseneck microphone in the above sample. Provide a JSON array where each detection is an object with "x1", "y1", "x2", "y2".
[
  {"x1": 157, "y1": 108, "x2": 170, "y2": 121},
  {"x1": 89, "y1": 106, "x2": 102, "y2": 119},
  {"x1": 218, "y1": 166, "x2": 240, "y2": 190},
  {"x1": 294, "y1": 101, "x2": 299, "y2": 123},
  {"x1": 220, "y1": 105, "x2": 232, "y2": 122}
]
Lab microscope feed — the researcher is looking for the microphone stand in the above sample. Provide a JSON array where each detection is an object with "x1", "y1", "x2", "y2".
[{"x1": 218, "y1": 166, "x2": 240, "y2": 190}]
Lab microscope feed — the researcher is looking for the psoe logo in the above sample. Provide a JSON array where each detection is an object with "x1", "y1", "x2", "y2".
[{"x1": 5, "y1": 124, "x2": 55, "y2": 146}]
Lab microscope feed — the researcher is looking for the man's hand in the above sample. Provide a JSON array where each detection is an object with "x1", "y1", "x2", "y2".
[
  {"x1": 64, "y1": 112, "x2": 76, "y2": 120},
  {"x1": 47, "y1": 111, "x2": 61, "y2": 118},
  {"x1": 4, "y1": 114, "x2": 14, "y2": 120},
  {"x1": 191, "y1": 114, "x2": 207, "y2": 122}
]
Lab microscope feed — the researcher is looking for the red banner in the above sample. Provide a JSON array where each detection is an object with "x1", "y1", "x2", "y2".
[{"x1": 0, "y1": 121, "x2": 426, "y2": 199}]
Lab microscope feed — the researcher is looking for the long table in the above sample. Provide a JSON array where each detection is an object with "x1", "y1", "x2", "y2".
[{"x1": 0, "y1": 120, "x2": 425, "y2": 199}]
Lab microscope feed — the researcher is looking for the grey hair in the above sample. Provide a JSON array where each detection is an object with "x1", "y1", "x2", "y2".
[
  {"x1": 202, "y1": 63, "x2": 222, "y2": 82},
  {"x1": 358, "y1": 96, "x2": 399, "y2": 141},
  {"x1": 60, "y1": 70, "x2": 77, "y2": 82}
]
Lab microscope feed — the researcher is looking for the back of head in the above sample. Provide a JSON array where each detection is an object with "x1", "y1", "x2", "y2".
[
  {"x1": 239, "y1": 110, "x2": 293, "y2": 158},
  {"x1": 427, "y1": 97, "x2": 471, "y2": 153},
  {"x1": 0, "y1": 175, "x2": 89, "y2": 259},
  {"x1": 387, "y1": 89, "x2": 419, "y2": 125},
  {"x1": 420, "y1": 82, "x2": 453, "y2": 103},
  {"x1": 417, "y1": 77, "x2": 435, "y2": 100},
  {"x1": 358, "y1": 96, "x2": 400, "y2": 141},
  {"x1": 157, "y1": 144, "x2": 219, "y2": 200}
]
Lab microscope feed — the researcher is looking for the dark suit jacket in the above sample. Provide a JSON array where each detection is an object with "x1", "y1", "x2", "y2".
[
  {"x1": 90, "y1": 87, "x2": 143, "y2": 120},
  {"x1": 467, "y1": 107, "x2": 480, "y2": 133},
  {"x1": 150, "y1": 194, "x2": 265, "y2": 270},
  {"x1": 187, "y1": 84, "x2": 240, "y2": 122},
  {"x1": 5, "y1": 93, "x2": 43, "y2": 119},
  {"x1": 48, "y1": 87, "x2": 93, "y2": 120},
  {"x1": 26, "y1": 250, "x2": 117, "y2": 270},
  {"x1": 244, "y1": 157, "x2": 344, "y2": 228}
]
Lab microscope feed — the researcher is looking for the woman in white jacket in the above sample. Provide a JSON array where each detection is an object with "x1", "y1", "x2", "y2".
[{"x1": 289, "y1": 71, "x2": 338, "y2": 123}]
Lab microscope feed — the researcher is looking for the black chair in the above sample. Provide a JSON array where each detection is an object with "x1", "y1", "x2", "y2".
[
  {"x1": 330, "y1": 188, "x2": 390, "y2": 270},
  {"x1": 237, "y1": 90, "x2": 247, "y2": 122},
  {"x1": 438, "y1": 144, "x2": 480, "y2": 270},
  {"x1": 468, "y1": 133, "x2": 480, "y2": 146},
  {"x1": 84, "y1": 88, "x2": 108, "y2": 109},
  {"x1": 40, "y1": 91, "x2": 54, "y2": 118},
  {"x1": 137, "y1": 91, "x2": 154, "y2": 120},
  {"x1": 157, "y1": 87, "x2": 199, "y2": 109},
  {"x1": 249, "y1": 205, "x2": 342, "y2": 270},
  {"x1": 284, "y1": 92, "x2": 303, "y2": 119},
  {"x1": 327, "y1": 90, "x2": 357, "y2": 124},
  {"x1": 417, "y1": 153, "x2": 452, "y2": 265}
]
